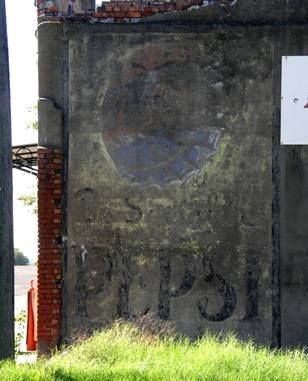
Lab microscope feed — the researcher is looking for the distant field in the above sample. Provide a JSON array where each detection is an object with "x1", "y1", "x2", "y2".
[
  {"x1": 15, "y1": 266, "x2": 37, "y2": 314},
  {"x1": 1, "y1": 322, "x2": 308, "y2": 381}
]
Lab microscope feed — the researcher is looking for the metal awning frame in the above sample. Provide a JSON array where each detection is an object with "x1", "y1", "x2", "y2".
[{"x1": 12, "y1": 143, "x2": 38, "y2": 176}]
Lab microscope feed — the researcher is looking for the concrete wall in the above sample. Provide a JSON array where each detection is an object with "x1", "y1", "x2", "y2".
[
  {"x1": 37, "y1": 0, "x2": 308, "y2": 347},
  {"x1": 0, "y1": 0, "x2": 14, "y2": 359},
  {"x1": 281, "y1": 147, "x2": 308, "y2": 347},
  {"x1": 65, "y1": 25, "x2": 274, "y2": 344}
]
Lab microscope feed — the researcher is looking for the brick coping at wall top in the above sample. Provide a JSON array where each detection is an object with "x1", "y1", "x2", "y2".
[{"x1": 37, "y1": 0, "x2": 235, "y2": 23}]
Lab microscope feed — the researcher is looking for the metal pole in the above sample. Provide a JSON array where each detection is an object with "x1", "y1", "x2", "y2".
[{"x1": 0, "y1": 0, "x2": 14, "y2": 360}]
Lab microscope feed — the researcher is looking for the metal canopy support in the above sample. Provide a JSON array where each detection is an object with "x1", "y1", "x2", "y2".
[
  {"x1": 12, "y1": 144, "x2": 38, "y2": 176},
  {"x1": 0, "y1": 0, "x2": 14, "y2": 360}
]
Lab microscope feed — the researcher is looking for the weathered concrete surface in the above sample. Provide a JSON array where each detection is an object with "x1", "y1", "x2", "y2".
[
  {"x1": 62, "y1": 25, "x2": 274, "y2": 343},
  {"x1": 275, "y1": 25, "x2": 308, "y2": 348},
  {"x1": 281, "y1": 146, "x2": 308, "y2": 347},
  {"x1": 143, "y1": 0, "x2": 308, "y2": 24},
  {"x1": 37, "y1": 0, "x2": 308, "y2": 347},
  {"x1": 0, "y1": 0, "x2": 14, "y2": 359},
  {"x1": 38, "y1": 22, "x2": 64, "y2": 150}
]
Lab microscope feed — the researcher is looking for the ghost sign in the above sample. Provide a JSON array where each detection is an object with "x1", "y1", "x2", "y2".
[{"x1": 281, "y1": 56, "x2": 308, "y2": 145}]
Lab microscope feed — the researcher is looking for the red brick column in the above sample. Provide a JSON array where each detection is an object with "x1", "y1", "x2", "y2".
[{"x1": 37, "y1": 147, "x2": 63, "y2": 354}]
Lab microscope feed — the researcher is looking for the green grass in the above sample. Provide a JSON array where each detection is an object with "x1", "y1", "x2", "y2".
[{"x1": 1, "y1": 323, "x2": 308, "y2": 381}]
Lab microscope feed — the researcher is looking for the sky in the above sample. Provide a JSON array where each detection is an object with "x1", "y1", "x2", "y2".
[
  {"x1": 6, "y1": 0, "x2": 100, "y2": 263},
  {"x1": 5, "y1": 1, "x2": 102, "y2": 263},
  {"x1": 6, "y1": 1, "x2": 38, "y2": 264}
]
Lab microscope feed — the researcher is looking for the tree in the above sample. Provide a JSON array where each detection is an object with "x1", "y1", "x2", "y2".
[
  {"x1": 18, "y1": 191, "x2": 37, "y2": 214},
  {"x1": 14, "y1": 248, "x2": 30, "y2": 266},
  {"x1": 26, "y1": 104, "x2": 38, "y2": 130},
  {"x1": 18, "y1": 104, "x2": 38, "y2": 213}
]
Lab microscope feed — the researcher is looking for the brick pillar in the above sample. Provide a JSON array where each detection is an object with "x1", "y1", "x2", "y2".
[{"x1": 37, "y1": 147, "x2": 63, "y2": 355}]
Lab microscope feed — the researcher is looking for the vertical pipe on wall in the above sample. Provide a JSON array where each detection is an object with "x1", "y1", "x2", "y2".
[
  {"x1": 271, "y1": 28, "x2": 283, "y2": 348},
  {"x1": 0, "y1": 0, "x2": 14, "y2": 360},
  {"x1": 272, "y1": 106, "x2": 281, "y2": 348}
]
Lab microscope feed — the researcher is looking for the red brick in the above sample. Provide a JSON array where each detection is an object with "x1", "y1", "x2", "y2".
[
  {"x1": 128, "y1": 11, "x2": 141, "y2": 17},
  {"x1": 37, "y1": 148, "x2": 63, "y2": 351}
]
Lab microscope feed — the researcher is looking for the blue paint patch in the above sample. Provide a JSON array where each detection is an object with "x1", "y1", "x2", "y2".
[{"x1": 103, "y1": 129, "x2": 220, "y2": 186}]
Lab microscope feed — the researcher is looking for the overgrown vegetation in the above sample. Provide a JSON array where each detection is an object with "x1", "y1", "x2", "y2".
[
  {"x1": 26, "y1": 104, "x2": 38, "y2": 131},
  {"x1": 2, "y1": 322, "x2": 308, "y2": 380},
  {"x1": 17, "y1": 191, "x2": 37, "y2": 214},
  {"x1": 15, "y1": 310, "x2": 27, "y2": 353}
]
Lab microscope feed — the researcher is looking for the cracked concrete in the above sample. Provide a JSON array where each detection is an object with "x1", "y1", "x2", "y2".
[{"x1": 38, "y1": 0, "x2": 308, "y2": 347}]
